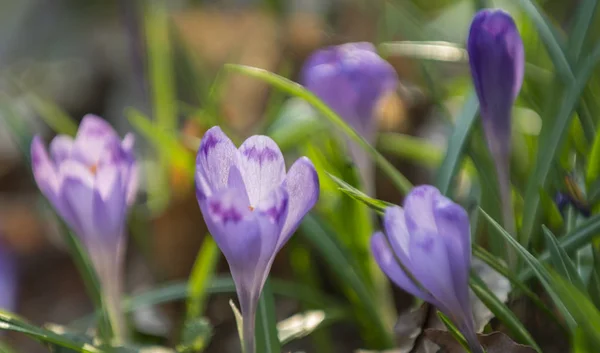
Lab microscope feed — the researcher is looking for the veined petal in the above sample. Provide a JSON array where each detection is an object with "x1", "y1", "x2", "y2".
[
  {"x1": 371, "y1": 232, "x2": 432, "y2": 302},
  {"x1": 433, "y1": 196, "x2": 472, "y2": 316},
  {"x1": 237, "y1": 135, "x2": 285, "y2": 206},
  {"x1": 409, "y1": 232, "x2": 464, "y2": 323},
  {"x1": 49, "y1": 135, "x2": 74, "y2": 164},
  {"x1": 31, "y1": 136, "x2": 60, "y2": 198},
  {"x1": 404, "y1": 185, "x2": 440, "y2": 235},
  {"x1": 195, "y1": 126, "x2": 238, "y2": 199},
  {"x1": 279, "y1": 157, "x2": 319, "y2": 251},
  {"x1": 384, "y1": 206, "x2": 411, "y2": 263}
]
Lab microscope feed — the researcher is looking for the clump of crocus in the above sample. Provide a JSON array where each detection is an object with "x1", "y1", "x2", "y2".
[
  {"x1": 301, "y1": 42, "x2": 398, "y2": 193},
  {"x1": 0, "y1": 237, "x2": 17, "y2": 312},
  {"x1": 467, "y1": 9, "x2": 524, "y2": 230},
  {"x1": 371, "y1": 185, "x2": 482, "y2": 353},
  {"x1": 195, "y1": 126, "x2": 319, "y2": 353},
  {"x1": 31, "y1": 115, "x2": 138, "y2": 342}
]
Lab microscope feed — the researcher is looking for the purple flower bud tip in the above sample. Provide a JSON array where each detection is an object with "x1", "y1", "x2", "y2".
[
  {"x1": 30, "y1": 114, "x2": 137, "y2": 282},
  {"x1": 467, "y1": 9, "x2": 524, "y2": 157},
  {"x1": 300, "y1": 42, "x2": 398, "y2": 139},
  {"x1": 371, "y1": 185, "x2": 479, "y2": 350},
  {"x1": 195, "y1": 126, "x2": 319, "y2": 347}
]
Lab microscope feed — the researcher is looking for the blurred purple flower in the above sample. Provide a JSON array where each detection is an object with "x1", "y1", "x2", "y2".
[
  {"x1": 467, "y1": 9, "x2": 524, "y2": 223},
  {"x1": 301, "y1": 42, "x2": 397, "y2": 193},
  {"x1": 195, "y1": 126, "x2": 319, "y2": 353},
  {"x1": 31, "y1": 114, "x2": 137, "y2": 340},
  {"x1": 371, "y1": 185, "x2": 482, "y2": 353},
  {"x1": 0, "y1": 238, "x2": 17, "y2": 313}
]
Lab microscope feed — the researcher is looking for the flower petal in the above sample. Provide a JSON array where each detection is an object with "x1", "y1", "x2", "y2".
[
  {"x1": 371, "y1": 232, "x2": 432, "y2": 302},
  {"x1": 195, "y1": 126, "x2": 238, "y2": 199},
  {"x1": 31, "y1": 136, "x2": 60, "y2": 198},
  {"x1": 403, "y1": 185, "x2": 440, "y2": 234},
  {"x1": 433, "y1": 196, "x2": 472, "y2": 317},
  {"x1": 59, "y1": 161, "x2": 96, "y2": 240},
  {"x1": 237, "y1": 135, "x2": 285, "y2": 206},
  {"x1": 279, "y1": 157, "x2": 319, "y2": 251},
  {"x1": 384, "y1": 206, "x2": 411, "y2": 263},
  {"x1": 93, "y1": 165, "x2": 128, "y2": 245},
  {"x1": 409, "y1": 232, "x2": 464, "y2": 322},
  {"x1": 72, "y1": 115, "x2": 120, "y2": 165},
  {"x1": 49, "y1": 135, "x2": 74, "y2": 164}
]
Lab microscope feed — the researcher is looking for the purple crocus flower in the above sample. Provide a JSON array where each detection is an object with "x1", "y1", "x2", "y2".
[
  {"x1": 31, "y1": 114, "x2": 138, "y2": 342},
  {"x1": 371, "y1": 185, "x2": 482, "y2": 353},
  {"x1": 195, "y1": 126, "x2": 319, "y2": 353},
  {"x1": 467, "y1": 9, "x2": 524, "y2": 228},
  {"x1": 301, "y1": 42, "x2": 398, "y2": 193}
]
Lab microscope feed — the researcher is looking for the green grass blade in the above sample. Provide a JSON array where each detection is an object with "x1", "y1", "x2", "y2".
[
  {"x1": 586, "y1": 124, "x2": 600, "y2": 185},
  {"x1": 255, "y1": 280, "x2": 281, "y2": 353},
  {"x1": 435, "y1": 92, "x2": 479, "y2": 195},
  {"x1": 224, "y1": 64, "x2": 413, "y2": 194},
  {"x1": 480, "y1": 209, "x2": 576, "y2": 328},
  {"x1": 542, "y1": 226, "x2": 587, "y2": 292},
  {"x1": 377, "y1": 132, "x2": 443, "y2": 168},
  {"x1": 568, "y1": 0, "x2": 599, "y2": 62},
  {"x1": 299, "y1": 215, "x2": 394, "y2": 348},
  {"x1": 520, "y1": 42, "x2": 600, "y2": 248},
  {"x1": 0, "y1": 311, "x2": 101, "y2": 353},
  {"x1": 469, "y1": 276, "x2": 541, "y2": 352},
  {"x1": 26, "y1": 93, "x2": 78, "y2": 136},
  {"x1": 327, "y1": 172, "x2": 392, "y2": 214},
  {"x1": 185, "y1": 236, "x2": 220, "y2": 320}
]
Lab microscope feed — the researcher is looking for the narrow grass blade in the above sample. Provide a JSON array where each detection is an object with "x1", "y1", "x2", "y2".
[
  {"x1": 435, "y1": 92, "x2": 479, "y2": 195},
  {"x1": 568, "y1": 0, "x2": 599, "y2": 62},
  {"x1": 255, "y1": 280, "x2": 281, "y2": 353},
  {"x1": 185, "y1": 236, "x2": 220, "y2": 320},
  {"x1": 377, "y1": 132, "x2": 443, "y2": 167},
  {"x1": 224, "y1": 64, "x2": 413, "y2": 194},
  {"x1": 327, "y1": 173, "x2": 392, "y2": 214},
  {"x1": 542, "y1": 226, "x2": 587, "y2": 292}
]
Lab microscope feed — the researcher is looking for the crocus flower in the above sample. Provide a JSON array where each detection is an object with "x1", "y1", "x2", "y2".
[
  {"x1": 467, "y1": 9, "x2": 524, "y2": 229},
  {"x1": 301, "y1": 42, "x2": 398, "y2": 193},
  {"x1": 31, "y1": 114, "x2": 137, "y2": 342},
  {"x1": 371, "y1": 185, "x2": 482, "y2": 353},
  {"x1": 0, "y1": 237, "x2": 17, "y2": 313},
  {"x1": 195, "y1": 126, "x2": 319, "y2": 353}
]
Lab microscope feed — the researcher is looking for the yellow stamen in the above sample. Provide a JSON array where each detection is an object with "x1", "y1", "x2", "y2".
[
  {"x1": 89, "y1": 164, "x2": 98, "y2": 175},
  {"x1": 249, "y1": 206, "x2": 255, "y2": 211}
]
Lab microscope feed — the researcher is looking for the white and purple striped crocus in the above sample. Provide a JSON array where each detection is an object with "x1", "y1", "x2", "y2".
[
  {"x1": 31, "y1": 114, "x2": 138, "y2": 341},
  {"x1": 301, "y1": 42, "x2": 398, "y2": 193},
  {"x1": 195, "y1": 126, "x2": 319, "y2": 353},
  {"x1": 467, "y1": 9, "x2": 524, "y2": 224},
  {"x1": 371, "y1": 185, "x2": 482, "y2": 353}
]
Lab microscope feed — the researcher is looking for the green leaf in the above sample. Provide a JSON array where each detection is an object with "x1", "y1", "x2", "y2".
[
  {"x1": 542, "y1": 226, "x2": 587, "y2": 292},
  {"x1": 229, "y1": 300, "x2": 245, "y2": 353},
  {"x1": 0, "y1": 311, "x2": 101, "y2": 353},
  {"x1": 326, "y1": 173, "x2": 392, "y2": 214},
  {"x1": 520, "y1": 213, "x2": 600, "y2": 281},
  {"x1": 469, "y1": 276, "x2": 541, "y2": 352},
  {"x1": 435, "y1": 92, "x2": 479, "y2": 195},
  {"x1": 480, "y1": 209, "x2": 576, "y2": 329},
  {"x1": 586, "y1": 124, "x2": 600, "y2": 186},
  {"x1": 177, "y1": 317, "x2": 213, "y2": 353},
  {"x1": 567, "y1": 0, "x2": 599, "y2": 62},
  {"x1": 299, "y1": 215, "x2": 394, "y2": 348},
  {"x1": 255, "y1": 280, "x2": 281, "y2": 353},
  {"x1": 436, "y1": 312, "x2": 469, "y2": 351},
  {"x1": 224, "y1": 64, "x2": 413, "y2": 194},
  {"x1": 377, "y1": 132, "x2": 443, "y2": 168},
  {"x1": 267, "y1": 98, "x2": 326, "y2": 152},
  {"x1": 520, "y1": 41, "x2": 600, "y2": 248},
  {"x1": 549, "y1": 270, "x2": 600, "y2": 349},
  {"x1": 186, "y1": 236, "x2": 220, "y2": 319},
  {"x1": 26, "y1": 93, "x2": 78, "y2": 136}
]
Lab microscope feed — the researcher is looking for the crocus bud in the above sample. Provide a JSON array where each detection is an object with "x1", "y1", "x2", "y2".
[
  {"x1": 31, "y1": 115, "x2": 138, "y2": 341},
  {"x1": 467, "y1": 9, "x2": 524, "y2": 230},
  {"x1": 371, "y1": 185, "x2": 482, "y2": 353},
  {"x1": 301, "y1": 42, "x2": 398, "y2": 193},
  {"x1": 195, "y1": 126, "x2": 319, "y2": 353}
]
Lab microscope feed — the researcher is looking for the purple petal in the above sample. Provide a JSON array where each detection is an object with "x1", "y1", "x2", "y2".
[
  {"x1": 72, "y1": 115, "x2": 120, "y2": 165},
  {"x1": 59, "y1": 161, "x2": 96, "y2": 240},
  {"x1": 403, "y1": 185, "x2": 440, "y2": 234},
  {"x1": 122, "y1": 133, "x2": 135, "y2": 153},
  {"x1": 0, "y1": 240, "x2": 17, "y2": 311},
  {"x1": 237, "y1": 135, "x2": 285, "y2": 206},
  {"x1": 49, "y1": 135, "x2": 74, "y2": 164},
  {"x1": 93, "y1": 165, "x2": 128, "y2": 244},
  {"x1": 433, "y1": 196, "x2": 473, "y2": 318},
  {"x1": 371, "y1": 232, "x2": 432, "y2": 302},
  {"x1": 31, "y1": 136, "x2": 61, "y2": 199},
  {"x1": 409, "y1": 232, "x2": 464, "y2": 323},
  {"x1": 195, "y1": 126, "x2": 238, "y2": 200},
  {"x1": 384, "y1": 206, "x2": 411, "y2": 264},
  {"x1": 278, "y1": 157, "x2": 319, "y2": 252},
  {"x1": 467, "y1": 9, "x2": 524, "y2": 156}
]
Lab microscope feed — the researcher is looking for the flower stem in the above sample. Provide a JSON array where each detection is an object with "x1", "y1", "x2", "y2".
[{"x1": 242, "y1": 305, "x2": 256, "y2": 353}]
